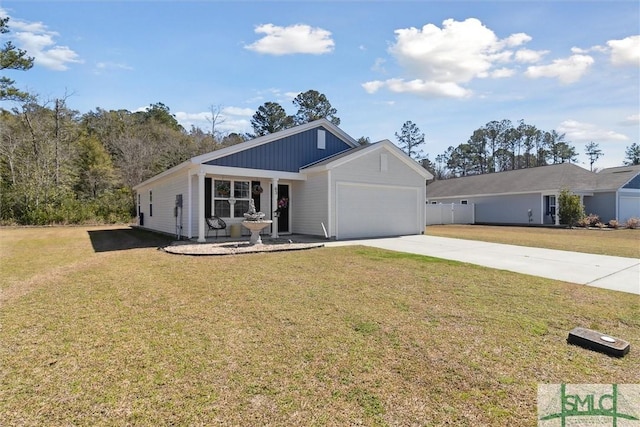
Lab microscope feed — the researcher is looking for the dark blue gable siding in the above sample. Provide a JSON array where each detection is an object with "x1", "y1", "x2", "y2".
[
  {"x1": 204, "y1": 126, "x2": 352, "y2": 172},
  {"x1": 623, "y1": 173, "x2": 640, "y2": 189}
]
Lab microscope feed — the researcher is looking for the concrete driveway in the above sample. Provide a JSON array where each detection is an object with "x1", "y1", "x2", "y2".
[{"x1": 326, "y1": 235, "x2": 640, "y2": 295}]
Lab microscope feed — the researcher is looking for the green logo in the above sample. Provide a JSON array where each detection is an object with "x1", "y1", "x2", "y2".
[{"x1": 538, "y1": 384, "x2": 639, "y2": 426}]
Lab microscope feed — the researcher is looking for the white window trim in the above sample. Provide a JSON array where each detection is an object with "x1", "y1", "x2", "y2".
[{"x1": 213, "y1": 179, "x2": 252, "y2": 218}]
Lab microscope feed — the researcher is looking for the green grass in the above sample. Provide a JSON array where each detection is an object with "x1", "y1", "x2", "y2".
[
  {"x1": 425, "y1": 224, "x2": 640, "y2": 259},
  {"x1": 1, "y1": 226, "x2": 639, "y2": 426}
]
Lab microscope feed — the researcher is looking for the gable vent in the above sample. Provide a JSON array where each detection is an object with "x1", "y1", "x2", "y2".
[{"x1": 318, "y1": 129, "x2": 326, "y2": 149}]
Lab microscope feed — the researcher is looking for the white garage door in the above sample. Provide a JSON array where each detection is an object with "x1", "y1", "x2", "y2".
[
  {"x1": 619, "y1": 196, "x2": 640, "y2": 222},
  {"x1": 336, "y1": 182, "x2": 420, "y2": 240}
]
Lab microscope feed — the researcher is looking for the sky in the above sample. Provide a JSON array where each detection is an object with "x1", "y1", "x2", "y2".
[{"x1": 0, "y1": 0, "x2": 638, "y2": 170}]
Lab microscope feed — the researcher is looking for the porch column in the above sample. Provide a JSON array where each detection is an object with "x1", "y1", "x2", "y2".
[
  {"x1": 555, "y1": 192, "x2": 560, "y2": 226},
  {"x1": 271, "y1": 177, "x2": 279, "y2": 239},
  {"x1": 197, "y1": 170, "x2": 206, "y2": 242}
]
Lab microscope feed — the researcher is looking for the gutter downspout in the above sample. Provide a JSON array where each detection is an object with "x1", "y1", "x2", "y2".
[{"x1": 271, "y1": 178, "x2": 279, "y2": 239}]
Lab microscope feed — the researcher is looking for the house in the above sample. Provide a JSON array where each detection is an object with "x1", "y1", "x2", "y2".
[
  {"x1": 586, "y1": 165, "x2": 640, "y2": 224},
  {"x1": 133, "y1": 119, "x2": 433, "y2": 241},
  {"x1": 426, "y1": 163, "x2": 640, "y2": 225}
]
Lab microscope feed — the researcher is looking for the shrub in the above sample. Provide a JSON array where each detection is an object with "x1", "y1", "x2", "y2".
[
  {"x1": 577, "y1": 216, "x2": 591, "y2": 228},
  {"x1": 595, "y1": 222, "x2": 606, "y2": 229},
  {"x1": 579, "y1": 213, "x2": 600, "y2": 227},
  {"x1": 626, "y1": 217, "x2": 640, "y2": 229},
  {"x1": 609, "y1": 219, "x2": 620, "y2": 229},
  {"x1": 558, "y1": 189, "x2": 585, "y2": 227}
]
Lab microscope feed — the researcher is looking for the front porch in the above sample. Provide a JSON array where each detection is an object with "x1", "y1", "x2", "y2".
[{"x1": 189, "y1": 165, "x2": 306, "y2": 242}]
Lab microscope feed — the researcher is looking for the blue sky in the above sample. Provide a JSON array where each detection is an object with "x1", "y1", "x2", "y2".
[{"x1": 1, "y1": 0, "x2": 638, "y2": 169}]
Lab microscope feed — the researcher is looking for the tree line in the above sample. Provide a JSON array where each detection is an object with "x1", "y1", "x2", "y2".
[
  {"x1": 395, "y1": 119, "x2": 640, "y2": 179},
  {"x1": 0, "y1": 92, "x2": 345, "y2": 225}
]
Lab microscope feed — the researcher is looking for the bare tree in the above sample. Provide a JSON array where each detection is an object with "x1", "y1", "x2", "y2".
[{"x1": 207, "y1": 104, "x2": 226, "y2": 142}]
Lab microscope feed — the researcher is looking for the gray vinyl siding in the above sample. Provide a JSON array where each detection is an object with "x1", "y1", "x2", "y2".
[
  {"x1": 584, "y1": 192, "x2": 616, "y2": 223},
  {"x1": 293, "y1": 173, "x2": 329, "y2": 237},
  {"x1": 204, "y1": 126, "x2": 351, "y2": 172},
  {"x1": 474, "y1": 194, "x2": 541, "y2": 224},
  {"x1": 428, "y1": 193, "x2": 543, "y2": 224}
]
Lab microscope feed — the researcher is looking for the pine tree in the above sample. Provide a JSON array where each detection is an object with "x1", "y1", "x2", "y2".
[
  {"x1": 395, "y1": 121, "x2": 425, "y2": 161},
  {"x1": 0, "y1": 17, "x2": 34, "y2": 101}
]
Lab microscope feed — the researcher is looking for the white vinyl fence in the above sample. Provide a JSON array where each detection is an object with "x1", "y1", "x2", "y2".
[{"x1": 426, "y1": 203, "x2": 475, "y2": 225}]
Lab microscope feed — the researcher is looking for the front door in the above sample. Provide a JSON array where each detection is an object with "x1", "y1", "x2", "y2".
[{"x1": 277, "y1": 184, "x2": 290, "y2": 233}]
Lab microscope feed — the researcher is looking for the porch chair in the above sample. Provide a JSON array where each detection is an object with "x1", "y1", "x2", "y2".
[{"x1": 206, "y1": 216, "x2": 227, "y2": 239}]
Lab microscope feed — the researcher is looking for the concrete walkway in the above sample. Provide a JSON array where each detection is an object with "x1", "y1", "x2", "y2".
[{"x1": 326, "y1": 235, "x2": 640, "y2": 295}]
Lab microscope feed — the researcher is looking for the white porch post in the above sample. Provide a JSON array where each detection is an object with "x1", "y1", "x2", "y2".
[
  {"x1": 187, "y1": 172, "x2": 192, "y2": 238},
  {"x1": 555, "y1": 192, "x2": 560, "y2": 226},
  {"x1": 197, "y1": 170, "x2": 206, "y2": 242},
  {"x1": 271, "y1": 177, "x2": 279, "y2": 239}
]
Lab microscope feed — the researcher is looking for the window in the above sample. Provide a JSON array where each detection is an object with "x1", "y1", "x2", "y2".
[
  {"x1": 149, "y1": 190, "x2": 153, "y2": 217},
  {"x1": 214, "y1": 179, "x2": 251, "y2": 218},
  {"x1": 234, "y1": 181, "x2": 250, "y2": 199},
  {"x1": 547, "y1": 195, "x2": 556, "y2": 217}
]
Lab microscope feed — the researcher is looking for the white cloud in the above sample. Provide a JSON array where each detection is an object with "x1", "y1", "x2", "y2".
[
  {"x1": 619, "y1": 114, "x2": 640, "y2": 126},
  {"x1": 95, "y1": 62, "x2": 133, "y2": 73},
  {"x1": 244, "y1": 23, "x2": 334, "y2": 55},
  {"x1": 389, "y1": 18, "x2": 504, "y2": 83},
  {"x1": 364, "y1": 78, "x2": 471, "y2": 98},
  {"x1": 607, "y1": 35, "x2": 640, "y2": 66},
  {"x1": 502, "y1": 32, "x2": 532, "y2": 47},
  {"x1": 490, "y1": 67, "x2": 515, "y2": 78},
  {"x1": 222, "y1": 106, "x2": 254, "y2": 116},
  {"x1": 365, "y1": 18, "x2": 533, "y2": 98},
  {"x1": 175, "y1": 106, "x2": 254, "y2": 134},
  {"x1": 371, "y1": 57, "x2": 386, "y2": 73},
  {"x1": 515, "y1": 48, "x2": 548, "y2": 63},
  {"x1": 1, "y1": 9, "x2": 82, "y2": 71},
  {"x1": 362, "y1": 80, "x2": 386, "y2": 94},
  {"x1": 524, "y1": 54, "x2": 594, "y2": 84},
  {"x1": 557, "y1": 119, "x2": 628, "y2": 142},
  {"x1": 283, "y1": 91, "x2": 300, "y2": 100}
]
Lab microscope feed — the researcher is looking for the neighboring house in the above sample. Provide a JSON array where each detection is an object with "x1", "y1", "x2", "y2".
[
  {"x1": 586, "y1": 164, "x2": 640, "y2": 224},
  {"x1": 426, "y1": 163, "x2": 640, "y2": 225},
  {"x1": 134, "y1": 119, "x2": 433, "y2": 241}
]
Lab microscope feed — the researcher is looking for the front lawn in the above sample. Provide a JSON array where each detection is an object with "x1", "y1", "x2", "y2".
[
  {"x1": 426, "y1": 224, "x2": 640, "y2": 259},
  {"x1": 1, "y1": 226, "x2": 638, "y2": 426}
]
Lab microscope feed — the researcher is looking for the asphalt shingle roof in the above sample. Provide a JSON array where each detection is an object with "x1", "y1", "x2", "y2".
[
  {"x1": 593, "y1": 164, "x2": 640, "y2": 190},
  {"x1": 426, "y1": 163, "x2": 601, "y2": 198}
]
